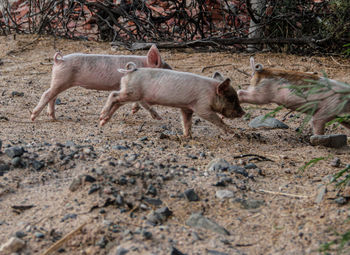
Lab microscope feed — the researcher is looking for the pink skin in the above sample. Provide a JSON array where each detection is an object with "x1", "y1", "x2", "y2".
[
  {"x1": 31, "y1": 45, "x2": 171, "y2": 121},
  {"x1": 238, "y1": 57, "x2": 350, "y2": 135},
  {"x1": 99, "y1": 64, "x2": 245, "y2": 137}
]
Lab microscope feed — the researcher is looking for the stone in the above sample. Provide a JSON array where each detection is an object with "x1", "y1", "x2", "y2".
[
  {"x1": 0, "y1": 237, "x2": 25, "y2": 253},
  {"x1": 186, "y1": 213, "x2": 230, "y2": 236},
  {"x1": 115, "y1": 247, "x2": 129, "y2": 255},
  {"x1": 249, "y1": 116, "x2": 289, "y2": 129},
  {"x1": 112, "y1": 145, "x2": 129, "y2": 150},
  {"x1": 229, "y1": 165, "x2": 248, "y2": 177},
  {"x1": 310, "y1": 134, "x2": 347, "y2": 148},
  {"x1": 0, "y1": 164, "x2": 10, "y2": 174},
  {"x1": 184, "y1": 188, "x2": 199, "y2": 201},
  {"x1": 244, "y1": 163, "x2": 258, "y2": 169},
  {"x1": 207, "y1": 158, "x2": 231, "y2": 172},
  {"x1": 11, "y1": 157, "x2": 23, "y2": 167},
  {"x1": 35, "y1": 232, "x2": 45, "y2": 238},
  {"x1": 55, "y1": 98, "x2": 62, "y2": 105},
  {"x1": 315, "y1": 185, "x2": 327, "y2": 204},
  {"x1": 155, "y1": 207, "x2": 173, "y2": 218},
  {"x1": 84, "y1": 175, "x2": 96, "y2": 183},
  {"x1": 330, "y1": 157, "x2": 341, "y2": 167},
  {"x1": 15, "y1": 231, "x2": 27, "y2": 238},
  {"x1": 216, "y1": 190, "x2": 234, "y2": 199},
  {"x1": 334, "y1": 196, "x2": 347, "y2": 205},
  {"x1": 146, "y1": 184, "x2": 157, "y2": 196},
  {"x1": 146, "y1": 207, "x2": 172, "y2": 225},
  {"x1": 11, "y1": 91, "x2": 24, "y2": 97},
  {"x1": 69, "y1": 176, "x2": 82, "y2": 192},
  {"x1": 236, "y1": 198, "x2": 265, "y2": 209},
  {"x1": 5, "y1": 146, "x2": 24, "y2": 158},
  {"x1": 143, "y1": 197, "x2": 163, "y2": 206},
  {"x1": 96, "y1": 236, "x2": 108, "y2": 248},
  {"x1": 170, "y1": 247, "x2": 186, "y2": 255},
  {"x1": 142, "y1": 230, "x2": 152, "y2": 240},
  {"x1": 32, "y1": 160, "x2": 44, "y2": 171},
  {"x1": 207, "y1": 250, "x2": 229, "y2": 255}
]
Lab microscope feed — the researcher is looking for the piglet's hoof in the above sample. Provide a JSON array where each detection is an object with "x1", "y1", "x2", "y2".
[{"x1": 310, "y1": 134, "x2": 347, "y2": 148}]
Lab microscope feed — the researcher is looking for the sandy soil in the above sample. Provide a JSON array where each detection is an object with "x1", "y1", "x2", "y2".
[{"x1": 0, "y1": 34, "x2": 350, "y2": 255}]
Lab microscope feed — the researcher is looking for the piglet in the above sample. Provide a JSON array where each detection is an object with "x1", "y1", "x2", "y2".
[
  {"x1": 237, "y1": 57, "x2": 350, "y2": 135},
  {"x1": 31, "y1": 45, "x2": 171, "y2": 121},
  {"x1": 99, "y1": 62, "x2": 245, "y2": 137}
]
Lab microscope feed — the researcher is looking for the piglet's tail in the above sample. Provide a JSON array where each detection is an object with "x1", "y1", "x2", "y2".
[
  {"x1": 118, "y1": 62, "x2": 137, "y2": 74},
  {"x1": 53, "y1": 52, "x2": 63, "y2": 64}
]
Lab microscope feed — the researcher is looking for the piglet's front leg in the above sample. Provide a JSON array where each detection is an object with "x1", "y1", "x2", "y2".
[{"x1": 196, "y1": 110, "x2": 233, "y2": 134}]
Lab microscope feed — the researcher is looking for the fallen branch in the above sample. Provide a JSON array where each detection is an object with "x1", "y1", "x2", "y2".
[
  {"x1": 233, "y1": 153, "x2": 274, "y2": 162},
  {"x1": 41, "y1": 221, "x2": 88, "y2": 255},
  {"x1": 258, "y1": 189, "x2": 309, "y2": 199}
]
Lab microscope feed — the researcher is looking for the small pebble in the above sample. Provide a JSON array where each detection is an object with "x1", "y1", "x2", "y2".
[{"x1": 184, "y1": 188, "x2": 199, "y2": 201}]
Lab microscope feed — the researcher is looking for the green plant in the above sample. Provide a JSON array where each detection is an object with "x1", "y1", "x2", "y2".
[
  {"x1": 319, "y1": 227, "x2": 350, "y2": 254},
  {"x1": 343, "y1": 43, "x2": 350, "y2": 57},
  {"x1": 299, "y1": 156, "x2": 327, "y2": 172}
]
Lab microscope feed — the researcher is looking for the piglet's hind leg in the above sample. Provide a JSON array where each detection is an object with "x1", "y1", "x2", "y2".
[{"x1": 181, "y1": 109, "x2": 193, "y2": 137}]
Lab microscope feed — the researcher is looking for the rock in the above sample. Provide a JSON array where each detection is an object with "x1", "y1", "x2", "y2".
[
  {"x1": 315, "y1": 185, "x2": 327, "y2": 204},
  {"x1": 34, "y1": 232, "x2": 45, "y2": 238},
  {"x1": 0, "y1": 163, "x2": 10, "y2": 174},
  {"x1": 142, "y1": 230, "x2": 152, "y2": 240},
  {"x1": 206, "y1": 250, "x2": 229, "y2": 255},
  {"x1": 96, "y1": 236, "x2": 108, "y2": 248},
  {"x1": 55, "y1": 98, "x2": 62, "y2": 105},
  {"x1": 112, "y1": 145, "x2": 129, "y2": 150},
  {"x1": 115, "y1": 247, "x2": 129, "y2": 255},
  {"x1": 207, "y1": 158, "x2": 230, "y2": 172},
  {"x1": 159, "y1": 133, "x2": 169, "y2": 139},
  {"x1": 186, "y1": 213, "x2": 230, "y2": 235},
  {"x1": 0, "y1": 139, "x2": 2, "y2": 152},
  {"x1": 61, "y1": 213, "x2": 77, "y2": 222},
  {"x1": 229, "y1": 165, "x2": 248, "y2": 177},
  {"x1": 146, "y1": 207, "x2": 172, "y2": 225},
  {"x1": 249, "y1": 116, "x2": 289, "y2": 129},
  {"x1": 244, "y1": 163, "x2": 257, "y2": 169},
  {"x1": 0, "y1": 237, "x2": 25, "y2": 253},
  {"x1": 170, "y1": 247, "x2": 186, "y2": 255},
  {"x1": 334, "y1": 196, "x2": 347, "y2": 205},
  {"x1": 69, "y1": 176, "x2": 82, "y2": 192},
  {"x1": 310, "y1": 134, "x2": 347, "y2": 148},
  {"x1": 330, "y1": 157, "x2": 341, "y2": 167},
  {"x1": 88, "y1": 184, "x2": 101, "y2": 195},
  {"x1": 11, "y1": 157, "x2": 23, "y2": 168},
  {"x1": 5, "y1": 146, "x2": 24, "y2": 158},
  {"x1": 84, "y1": 175, "x2": 96, "y2": 183},
  {"x1": 139, "y1": 136, "x2": 148, "y2": 142},
  {"x1": 216, "y1": 190, "x2": 234, "y2": 199},
  {"x1": 236, "y1": 198, "x2": 265, "y2": 209},
  {"x1": 143, "y1": 197, "x2": 163, "y2": 206},
  {"x1": 184, "y1": 188, "x2": 199, "y2": 201},
  {"x1": 155, "y1": 207, "x2": 173, "y2": 218},
  {"x1": 11, "y1": 91, "x2": 24, "y2": 97},
  {"x1": 146, "y1": 184, "x2": 157, "y2": 196},
  {"x1": 15, "y1": 231, "x2": 27, "y2": 238},
  {"x1": 32, "y1": 160, "x2": 44, "y2": 170}
]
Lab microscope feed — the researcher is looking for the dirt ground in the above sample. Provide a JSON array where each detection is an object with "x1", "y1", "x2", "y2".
[{"x1": 0, "y1": 35, "x2": 350, "y2": 255}]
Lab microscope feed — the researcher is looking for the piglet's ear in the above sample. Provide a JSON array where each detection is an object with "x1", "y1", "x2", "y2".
[
  {"x1": 250, "y1": 57, "x2": 255, "y2": 73},
  {"x1": 147, "y1": 44, "x2": 162, "y2": 68},
  {"x1": 216, "y1": 78, "x2": 231, "y2": 96},
  {"x1": 212, "y1": 71, "x2": 225, "y2": 81}
]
